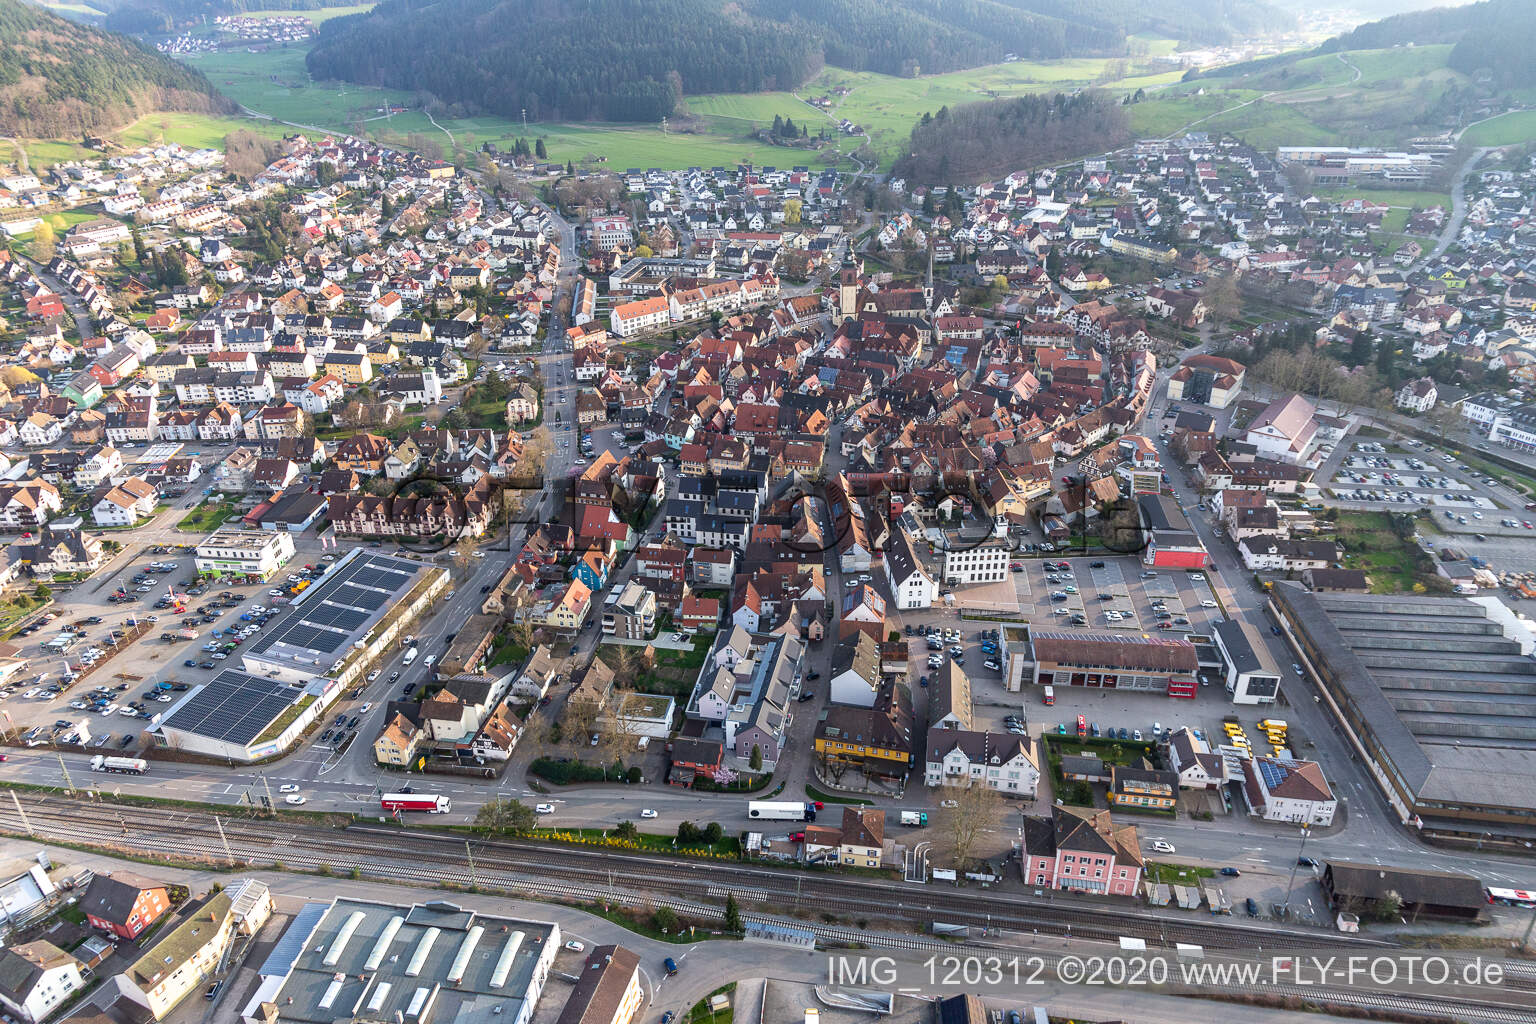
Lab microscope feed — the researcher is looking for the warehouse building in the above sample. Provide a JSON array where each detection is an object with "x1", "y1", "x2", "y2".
[
  {"x1": 1030, "y1": 631, "x2": 1199, "y2": 698},
  {"x1": 239, "y1": 897, "x2": 558, "y2": 1024},
  {"x1": 242, "y1": 548, "x2": 447, "y2": 688},
  {"x1": 150, "y1": 549, "x2": 446, "y2": 761},
  {"x1": 1271, "y1": 584, "x2": 1536, "y2": 844}
]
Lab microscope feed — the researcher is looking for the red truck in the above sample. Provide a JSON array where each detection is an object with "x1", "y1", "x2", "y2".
[{"x1": 381, "y1": 793, "x2": 451, "y2": 814}]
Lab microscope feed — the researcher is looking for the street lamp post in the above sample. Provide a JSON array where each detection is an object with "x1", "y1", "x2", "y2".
[{"x1": 1281, "y1": 825, "x2": 1312, "y2": 919}]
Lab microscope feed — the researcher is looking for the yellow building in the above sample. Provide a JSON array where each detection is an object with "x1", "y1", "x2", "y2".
[
  {"x1": 373, "y1": 712, "x2": 423, "y2": 768},
  {"x1": 124, "y1": 880, "x2": 272, "y2": 1020},
  {"x1": 366, "y1": 340, "x2": 402, "y2": 365},
  {"x1": 539, "y1": 579, "x2": 592, "y2": 633},
  {"x1": 813, "y1": 682, "x2": 914, "y2": 778},
  {"x1": 1108, "y1": 763, "x2": 1178, "y2": 810},
  {"x1": 324, "y1": 350, "x2": 374, "y2": 384}
]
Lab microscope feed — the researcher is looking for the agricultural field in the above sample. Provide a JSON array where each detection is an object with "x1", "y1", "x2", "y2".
[
  {"x1": 241, "y1": 4, "x2": 373, "y2": 24},
  {"x1": 181, "y1": 45, "x2": 417, "y2": 131},
  {"x1": 1462, "y1": 110, "x2": 1536, "y2": 148},
  {"x1": 1137, "y1": 45, "x2": 1475, "y2": 151},
  {"x1": 119, "y1": 111, "x2": 288, "y2": 150},
  {"x1": 799, "y1": 54, "x2": 1184, "y2": 159},
  {"x1": 35, "y1": 0, "x2": 106, "y2": 17},
  {"x1": 21, "y1": 111, "x2": 287, "y2": 172},
  {"x1": 1128, "y1": 90, "x2": 1265, "y2": 138},
  {"x1": 1311, "y1": 187, "x2": 1451, "y2": 214}
]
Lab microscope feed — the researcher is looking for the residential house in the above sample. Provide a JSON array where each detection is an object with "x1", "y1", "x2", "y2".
[
  {"x1": 120, "y1": 880, "x2": 272, "y2": 1020},
  {"x1": 883, "y1": 527, "x2": 935, "y2": 610},
  {"x1": 91, "y1": 477, "x2": 158, "y2": 527},
  {"x1": 373, "y1": 712, "x2": 423, "y2": 768},
  {"x1": 11, "y1": 528, "x2": 104, "y2": 579},
  {"x1": 505, "y1": 383, "x2": 539, "y2": 424},
  {"x1": 555, "y1": 945, "x2": 643, "y2": 1024},
  {"x1": 0, "y1": 483, "x2": 62, "y2": 531},
  {"x1": 924, "y1": 729, "x2": 1040, "y2": 797},
  {"x1": 1020, "y1": 806, "x2": 1142, "y2": 896},
  {"x1": 1108, "y1": 762, "x2": 1178, "y2": 811},
  {"x1": 601, "y1": 580, "x2": 656, "y2": 640},
  {"x1": 813, "y1": 678, "x2": 913, "y2": 779},
  {"x1": 81, "y1": 870, "x2": 171, "y2": 940},
  {"x1": 1241, "y1": 755, "x2": 1337, "y2": 826},
  {"x1": 828, "y1": 631, "x2": 882, "y2": 708},
  {"x1": 1165, "y1": 726, "x2": 1229, "y2": 790},
  {"x1": 0, "y1": 942, "x2": 83, "y2": 1024}
]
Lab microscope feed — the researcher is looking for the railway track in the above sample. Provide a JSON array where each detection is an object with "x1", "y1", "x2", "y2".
[
  {"x1": 0, "y1": 796, "x2": 1413, "y2": 951},
  {"x1": 6, "y1": 794, "x2": 1536, "y2": 1022}
]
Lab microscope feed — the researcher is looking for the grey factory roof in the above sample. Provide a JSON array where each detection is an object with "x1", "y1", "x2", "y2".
[
  {"x1": 256, "y1": 897, "x2": 556, "y2": 1024},
  {"x1": 1272, "y1": 584, "x2": 1536, "y2": 813},
  {"x1": 244, "y1": 549, "x2": 428, "y2": 675}
]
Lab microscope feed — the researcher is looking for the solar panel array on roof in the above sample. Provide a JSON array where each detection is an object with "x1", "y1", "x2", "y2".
[
  {"x1": 160, "y1": 670, "x2": 304, "y2": 745},
  {"x1": 1258, "y1": 758, "x2": 1289, "y2": 791},
  {"x1": 245, "y1": 551, "x2": 427, "y2": 669}
]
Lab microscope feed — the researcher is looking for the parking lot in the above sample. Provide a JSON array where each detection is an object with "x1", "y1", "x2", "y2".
[
  {"x1": 1020, "y1": 557, "x2": 1219, "y2": 637},
  {"x1": 1318, "y1": 440, "x2": 1536, "y2": 535},
  {"x1": 0, "y1": 535, "x2": 360, "y2": 756},
  {"x1": 888, "y1": 554, "x2": 1231, "y2": 750}
]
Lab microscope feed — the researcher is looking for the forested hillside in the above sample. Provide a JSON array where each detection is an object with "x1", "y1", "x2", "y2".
[
  {"x1": 1320, "y1": 0, "x2": 1536, "y2": 89},
  {"x1": 307, "y1": 0, "x2": 820, "y2": 123},
  {"x1": 0, "y1": 0, "x2": 231, "y2": 138},
  {"x1": 754, "y1": 0, "x2": 1120, "y2": 76},
  {"x1": 892, "y1": 92, "x2": 1131, "y2": 183},
  {"x1": 306, "y1": 0, "x2": 1291, "y2": 124}
]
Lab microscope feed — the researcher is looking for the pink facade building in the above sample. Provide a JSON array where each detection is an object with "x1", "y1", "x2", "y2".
[{"x1": 1021, "y1": 806, "x2": 1144, "y2": 897}]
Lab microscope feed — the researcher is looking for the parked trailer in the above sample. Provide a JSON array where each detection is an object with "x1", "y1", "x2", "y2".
[
  {"x1": 381, "y1": 793, "x2": 450, "y2": 814},
  {"x1": 89, "y1": 756, "x2": 148, "y2": 775},
  {"x1": 747, "y1": 800, "x2": 814, "y2": 821}
]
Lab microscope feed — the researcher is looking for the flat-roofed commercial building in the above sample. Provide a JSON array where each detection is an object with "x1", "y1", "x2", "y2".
[
  {"x1": 194, "y1": 528, "x2": 295, "y2": 579},
  {"x1": 242, "y1": 548, "x2": 447, "y2": 688},
  {"x1": 1213, "y1": 619, "x2": 1281, "y2": 705},
  {"x1": 1031, "y1": 631, "x2": 1199, "y2": 699},
  {"x1": 151, "y1": 549, "x2": 446, "y2": 761},
  {"x1": 239, "y1": 897, "x2": 558, "y2": 1024},
  {"x1": 1271, "y1": 584, "x2": 1536, "y2": 845}
]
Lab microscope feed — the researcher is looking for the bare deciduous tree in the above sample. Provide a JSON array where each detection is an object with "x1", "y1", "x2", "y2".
[{"x1": 933, "y1": 783, "x2": 1003, "y2": 873}]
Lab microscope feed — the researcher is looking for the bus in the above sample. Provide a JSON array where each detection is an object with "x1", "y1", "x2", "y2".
[
  {"x1": 1042, "y1": 685, "x2": 1055, "y2": 706},
  {"x1": 1486, "y1": 887, "x2": 1536, "y2": 908}
]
